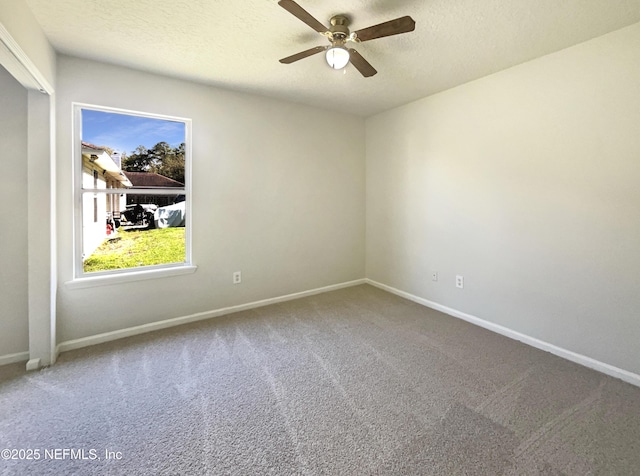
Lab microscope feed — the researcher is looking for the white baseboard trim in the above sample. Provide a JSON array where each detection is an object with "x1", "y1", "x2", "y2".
[
  {"x1": 0, "y1": 351, "x2": 29, "y2": 366},
  {"x1": 366, "y1": 279, "x2": 640, "y2": 388},
  {"x1": 26, "y1": 358, "x2": 41, "y2": 371},
  {"x1": 57, "y1": 279, "x2": 367, "y2": 354}
]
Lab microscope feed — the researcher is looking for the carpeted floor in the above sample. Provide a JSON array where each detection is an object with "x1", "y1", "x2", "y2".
[{"x1": 1, "y1": 284, "x2": 640, "y2": 475}]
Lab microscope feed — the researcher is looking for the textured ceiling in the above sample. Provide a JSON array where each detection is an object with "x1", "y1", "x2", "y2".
[{"x1": 24, "y1": 0, "x2": 640, "y2": 116}]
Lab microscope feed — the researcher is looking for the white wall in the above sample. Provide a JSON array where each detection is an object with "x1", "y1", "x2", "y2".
[
  {"x1": 0, "y1": 65, "x2": 29, "y2": 357},
  {"x1": 366, "y1": 23, "x2": 640, "y2": 376},
  {"x1": 1, "y1": 0, "x2": 57, "y2": 366},
  {"x1": 0, "y1": 0, "x2": 56, "y2": 89},
  {"x1": 56, "y1": 55, "x2": 366, "y2": 342}
]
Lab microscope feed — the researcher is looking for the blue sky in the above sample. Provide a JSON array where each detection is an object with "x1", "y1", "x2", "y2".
[{"x1": 82, "y1": 109, "x2": 185, "y2": 155}]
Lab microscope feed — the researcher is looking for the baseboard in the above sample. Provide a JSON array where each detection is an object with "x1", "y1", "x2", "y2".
[
  {"x1": 366, "y1": 279, "x2": 640, "y2": 388},
  {"x1": 26, "y1": 358, "x2": 41, "y2": 371},
  {"x1": 0, "y1": 351, "x2": 29, "y2": 366},
  {"x1": 57, "y1": 279, "x2": 367, "y2": 354}
]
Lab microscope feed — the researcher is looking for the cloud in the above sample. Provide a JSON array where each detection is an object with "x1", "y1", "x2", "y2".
[{"x1": 82, "y1": 110, "x2": 185, "y2": 154}]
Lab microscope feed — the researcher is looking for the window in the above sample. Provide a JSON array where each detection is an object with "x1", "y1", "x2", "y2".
[{"x1": 74, "y1": 104, "x2": 191, "y2": 278}]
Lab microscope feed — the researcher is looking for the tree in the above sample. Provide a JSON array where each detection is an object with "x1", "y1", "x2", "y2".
[{"x1": 122, "y1": 142, "x2": 185, "y2": 183}]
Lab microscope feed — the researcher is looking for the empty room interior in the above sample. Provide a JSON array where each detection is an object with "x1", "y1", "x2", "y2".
[{"x1": 1, "y1": 0, "x2": 640, "y2": 474}]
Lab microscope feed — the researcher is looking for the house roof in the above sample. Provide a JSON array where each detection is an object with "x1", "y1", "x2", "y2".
[
  {"x1": 81, "y1": 142, "x2": 132, "y2": 187},
  {"x1": 123, "y1": 171, "x2": 184, "y2": 188},
  {"x1": 81, "y1": 141, "x2": 106, "y2": 151}
]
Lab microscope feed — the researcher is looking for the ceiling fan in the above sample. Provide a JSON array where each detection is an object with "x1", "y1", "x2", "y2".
[{"x1": 278, "y1": 0, "x2": 416, "y2": 77}]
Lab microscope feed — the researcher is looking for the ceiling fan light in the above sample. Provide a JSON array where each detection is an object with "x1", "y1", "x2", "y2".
[{"x1": 325, "y1": 46, "x2": 350, "y2": 70}]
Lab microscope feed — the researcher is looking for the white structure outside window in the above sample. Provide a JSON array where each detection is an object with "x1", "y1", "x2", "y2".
[{"x1": 81, "y1": 142, "x2": 131, "y2": 258}]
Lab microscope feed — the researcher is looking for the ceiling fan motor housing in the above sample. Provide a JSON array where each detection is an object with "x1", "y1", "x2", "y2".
[{"x1": 329, "y1": 15, "x2": 350, "y2": 40}]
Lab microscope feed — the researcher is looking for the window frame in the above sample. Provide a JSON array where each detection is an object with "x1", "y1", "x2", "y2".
[{"x1": 71, "y1": 103, "x2": 194, "y2": 283}]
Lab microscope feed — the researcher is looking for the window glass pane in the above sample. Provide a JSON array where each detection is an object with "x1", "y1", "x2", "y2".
[
  {"x1": 81, "y1": 192, "x2": 186, "y2": 273},
  {"x1": 81, "y1": 109, "x2": 185, "y2": 191},
  {"x1": 79, "y1": 107, "x2": 188, "y2": 275}
]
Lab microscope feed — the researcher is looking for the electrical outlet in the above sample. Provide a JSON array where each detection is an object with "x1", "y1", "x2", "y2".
[
  {"x1": 233, "y1": 271, "x2": 241, "y2": 284},
  {"x1": 432, "y1": 272, "x2": 438, "y2": 282},
  {"x1": 456, "y1": 275, "x2": 464, "y2": 289}
]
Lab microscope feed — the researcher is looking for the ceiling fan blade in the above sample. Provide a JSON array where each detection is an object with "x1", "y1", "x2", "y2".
[
  {"x1": 280, "y1": 46, "x2": 327, "y2": 64},
  {"x1": 353, "y1": 16, "x2": 416, "y2": 42},
  {"x1": 278, "y1": 0, "x2": 328, "y2": 33},
  {"x1": 347, "y1": 49, "x2": 377, "y2": 77}
]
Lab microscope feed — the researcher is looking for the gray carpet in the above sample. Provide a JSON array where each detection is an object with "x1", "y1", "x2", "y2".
[{"x1": 1, "y1": 284, "x2": 640, "y2": 475}]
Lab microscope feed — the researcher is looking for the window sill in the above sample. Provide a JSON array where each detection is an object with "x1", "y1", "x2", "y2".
[{"x1": 65, "y1": 265, "x2": 198, "y2": 290}]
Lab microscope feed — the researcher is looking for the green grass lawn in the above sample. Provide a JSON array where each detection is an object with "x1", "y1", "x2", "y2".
[{"x1": 83, "y1": 227, "x2": 185, "y2": 273}]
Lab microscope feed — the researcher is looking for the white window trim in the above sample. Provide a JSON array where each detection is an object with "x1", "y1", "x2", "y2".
[
  {"x1": 71, "y1": 103, "x2": 194, "y2": 284},
  {"x1": 65, "y1": 265, "x2": 198, "y2": 289}
]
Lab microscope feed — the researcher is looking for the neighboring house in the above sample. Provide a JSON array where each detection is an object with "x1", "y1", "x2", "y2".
[
  {"x1": 81, "y1": 142, "x2": 132, "y2": 259},
  {"x1": 122, "y1": 171, "x2": 184, "y2": 207}
]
